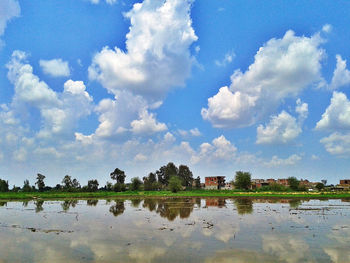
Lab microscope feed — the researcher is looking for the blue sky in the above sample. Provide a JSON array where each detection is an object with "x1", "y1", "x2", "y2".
[{"x1": 1, "y1": 0, "x2": 350, "y2": 186}]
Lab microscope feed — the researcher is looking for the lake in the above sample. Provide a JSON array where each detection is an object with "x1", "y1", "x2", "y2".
[{"x1": 0, "y1": 197, "x2": 349, "y2": 262}]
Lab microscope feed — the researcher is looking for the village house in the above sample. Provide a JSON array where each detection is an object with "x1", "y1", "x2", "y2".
[
  {"x1": 205, "y1": 176, "x2": 226, "y2": 190},
  {"x1": 336, "y1": 179, "x2": 350, "y2": 190}
]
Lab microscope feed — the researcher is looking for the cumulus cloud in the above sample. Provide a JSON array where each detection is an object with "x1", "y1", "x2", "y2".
[
  {"x1": 39, "y1": 59, "x2": 70, "y2": 77},
  {"x1": 215, "y1": 51, "x2": 235, "y2": 67},
  {"x1": 89, "y1": 0, "x2": 117, "y2": 4},
  {"x1": 178, "y1": 128, "x2": 201, "y2": 137},
  {"x1": 256, "y1": 99, "x2": 308, "y2": 144},
  {"x1": 130, "y1": 109, "x2": 167, "y2": 135},
  {"x1": 88, "y1": 0, "x2": 197, "y2": 100},
  {"x1": 264, "y1": 154, "x2": 302, "y2": 167},
  {"x1": 5, "y1": 51, "x2": 93, "y2": 140},
  {"x1": 320, "y1": 132, "x2": 350, "y2": 156},
  {"x1": 0, "y1": 0, "x2": 20, "y2": 46},
  {"x1": 329, "y1": 55, "x2": 350, "y2": 90},
  {"x1": 316, "y1": 92, "x2": 350, "y2": 131},
  {"x1": 202, "y1": 30, "x2": 324, "y2": 128}
]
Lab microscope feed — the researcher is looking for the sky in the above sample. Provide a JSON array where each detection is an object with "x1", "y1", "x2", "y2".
[{"x1": 1, "y1": 0, "x2": 350, "y2": 186}]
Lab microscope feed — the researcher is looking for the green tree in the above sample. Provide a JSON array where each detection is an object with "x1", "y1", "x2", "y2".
[
  {"x1": 72, "y1": 178, "x2": 81, "y2": 189},
  {"x1": 287, "y1": 177, "x2": 300, "y2": 191},
  {"x1": 22, "y1": 179, "x2": 32, "y2": 192},
  {"x1": 194, "y1": 176, "x2": 201, "y2": 189},
  {"x1": 178, "y1": 165, "x2": 193, "y2": 188},
  {"x1": 156, "y1": 162, "x2": 178, "y2": 186},
  {"x1": 110, "y1": 168, "x2": 126, "y2": 184},
  {"x1": 169, "y1": 176, "x2": 182, "y2": 193},
  {"x1": 315, "y1": 183, "x2": 325, "y2": 191},
  {"x1": 62, "y1": 175, "x2": 73, "y2": 190},
  {"x1": 130, "y1": 177, "x2": 142, "y2": 191},
  {"x1": 35, "y1": 173, "x2": 46, "y2": 192},
  {"x1": 234, "y1": 171, "x2": 251, "y2": 190},
  {"x1": 105, "y1": 181, "x2": 113, "y2": 191},
  {"x1": 87, "y1": 179, "x2": 99, "y2": 192},
  {"x1": 143, "y1": 172, "x2": 158, "y2": 190},
  {"x1": 0, "y1": 179, "x2": 9, "y2": 192}
]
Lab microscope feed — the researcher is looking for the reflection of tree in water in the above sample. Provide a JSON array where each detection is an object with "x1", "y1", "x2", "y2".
[
  {"x1": 131, "y1": 199, "x2": 142, "y2": 208},
  {"x1": 289, "y1": 199, "x2": 302, "y2": 209},
  {"x1": 61, "y1": 199, "x2": 78, "y2": 212},
  {"x1": 143, "y1": 198, "x2": 196, "y2": 221},
  {"x1": 195, "y1": 198, "x2": 201, "y2": 208},
  {"x1": 22, "y1": 201, "x2": 28, "y2": 207},
  {"x1": 0, "y1": 201, "x2": 7, "y2": 207},
  {"x1": 109, "y1": 200, "x2": 125, "y2": 217},
  {"x1": 87, "y1": 199, "x2": 98, "y2": 206},
  {"x1": 143, "y1": 198, "x2": 157, "y2": 211},
  {"x1": 35, "y1": 200, "x2": 44, "y2": 213},
  {"x1": 234, "y1": 198, "x2": 253, "y2": 215}
]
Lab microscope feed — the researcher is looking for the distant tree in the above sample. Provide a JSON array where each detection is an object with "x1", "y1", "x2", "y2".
[
  {"x1": 105, "y1": 181, "x2": 113, "y2": 191},
  {"x1": 234, "y1": 171, "x2": 251, "y2": 190},
  {"x1": 35, "y1": 173, "x2": 46, "y2": 192},
  {"x1": 22, "y1": 180, "x2": 32, "y2": 192},
  {"x1": 269, "y1": 183, "x2": 286, "y2": 192},
  {"x1": 87, "y1": 179, "x2": 99, "y2": 192},
  {"x1": 194, "y1": 176, "x2": 201, "y2": 189},
  {"x1": 0, "y1": 179, "x2": 9, "y2": 192},
  {"x1": 110, "y1": 168, "x2": 126, "y2": 184},
  {"x1": 143, "y1": 172, "x2": 158, "y2": 190},
  {"x1": 316, "y1": 183, "x2": 325, "y2": 191},
  {"x1": 62, "y1": 175, "x2": 73, "y2": 190},
  {"x1": 11, "y1": 185, "x2": 20, "y2": 192},
  {"x1": 130, "y1": 177, "x2": 142, "y2": 191},
  {"x1": 72, "y1": 178, "x2": 81, "y2": 189},
  {"x1": 113, "y1": 183, "x2": 126, "y2": 192},
  {"x1": 178, "y1": 165, "x2": 194, "y2": 188},
  {"x1": 156, "y1": 162, "x2": 178, "y2": 186},
  {"x1": 54, "y1": 184, "x2": 62, "y2": 191},
  {"x1": 169, "y1": 176, "x2": 182, "y2": 193},
  {"x1": 287, "y1": 177, "x2": 300, "y2": 191},
  {"x1": 321, "y1": 180, "x2": 327, "y2": 186}
]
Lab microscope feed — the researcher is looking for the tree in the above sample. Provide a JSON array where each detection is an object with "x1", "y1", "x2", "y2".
[
  {"x1": 105, "y1": 181, "x2": 113, "y2": 191},
  {"x1": 130, "y1": 177, "x2": 142, "y2": 191},
  {"x1": 316, "y1": 183, "x2": 325, "y2": 191},
  {"x1": 35, "y1": 173, "x2": 46, "y2": 192},
  {"x1": 22, "y1": 179, "x2": 32, "y2": 192},
  {"x1": 169, "y1": 176, "x2": 182, "y2": 193},
  {"x1": 234, "y1": 171, "x2": 251, "y2": 190},
  {"x1": 194, "y1": 176, "x2": 201, "y2": 189},
  {"x1": 0, "y1": 179, "x2": 9, "y2": 192},
  {"x1": 62, "y1": 175, "x2": 73, "y2": 190},
  {"x1": 110, "y1": 168, "x2": 126, "y2": 184},
  {"x1": 156, "y1": 162, "x2": 178, "y2": 186},
  {"x1": 87, "y1": 179, "x2": 99, "y2": 192},
  {"x1": 143, "y1": 172, "x2": 158, "y2": 191},
  {"x1": 287, "y1": 177, "x2": 300, "y2": 191},
  {"x1": 178, "y1": 165, "x2": 194, "y2": 188},
  {"x1": 72, "y1": 178, "x2": 81, "y2": 189}
]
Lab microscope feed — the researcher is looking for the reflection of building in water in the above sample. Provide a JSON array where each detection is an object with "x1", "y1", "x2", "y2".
[
  {"x1": 205, "y1": 176, "x2": 226, "y2": 190},
  {"x1": 205, "y1": 198, "x2": 226, "y2": 208}
]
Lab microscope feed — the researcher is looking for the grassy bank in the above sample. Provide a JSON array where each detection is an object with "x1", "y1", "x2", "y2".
[{"x1": 1, "y1": 190, "x2": 350, "y2": 200}]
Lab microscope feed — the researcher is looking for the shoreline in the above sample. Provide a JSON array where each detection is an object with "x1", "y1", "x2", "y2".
[{"x1": 1, "y1": 190, "x2": 350, "y2": 201}]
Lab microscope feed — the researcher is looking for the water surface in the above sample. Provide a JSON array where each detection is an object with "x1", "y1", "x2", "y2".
[{"x1": 0, "y1": 197, "x2": 349, "y2": 262}]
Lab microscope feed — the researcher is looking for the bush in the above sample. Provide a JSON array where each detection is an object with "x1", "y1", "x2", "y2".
[
  {"x1": 316, "y1": 183, "x2": 325, "y2": 191},
  {"x1": 270, "y1": 183, "x2": 286, "y2": 192},
  {"x1": 113, "y1": 183, "x2": 126, "y2": 192},
  {"x1": 130, "y1": 177, "x2": 142, "y2": 191},
  {"x1": 168, "y1": 176, "x2": 182, "y2": 193}
]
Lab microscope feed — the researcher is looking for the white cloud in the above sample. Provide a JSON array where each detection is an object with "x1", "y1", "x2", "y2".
[
  {"x1": 88, "y1": 0, "x2": 197, "y2": 100},
  {"x1": 320, "y1": 132, "x2": 350, "y2": 156},
  {"x1": 215, "y1": 51, "x2": 235, "y2": 67},
  {"x1": 0, "y1": 0, "x2": 20, "y2": 46},
  {"x1": 130, "y1": 109, "x2": 167, "y2": 135},
  {"x1": 330, "y1": 55, "x2": 350, "y2": 90},
  {"x1": 264, "y1": 154, "x2": 302, "y2": 167},
  {"x1": 178, "y1": 127, "x2": 201, "y2": 137},
  {"x1": 39, "y1": 58, "x2": 70, "y2": 77},
  {"x1": 202, "y1": 30, "x2": 325, "y2": 128},
  {"x1": 322, "y1": 24, "x2": 332, "y2": 33},
  {"x1": 316, "y1": 92, "x2": 350, "y2": 131},
  {"x1": 89, "y1": 0, "x2": 117, "y2": 4},
  {"x1": 256, "y1": 99, "x2": 308, "y2": 144}
]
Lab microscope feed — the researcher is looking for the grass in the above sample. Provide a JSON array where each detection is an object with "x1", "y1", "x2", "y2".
[{"x1": 0, "y1": 190, "x2": 350, "y2": 200}]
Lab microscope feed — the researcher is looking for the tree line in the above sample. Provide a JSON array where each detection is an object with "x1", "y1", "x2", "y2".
[{"x1": 0, "y1": 162, "x2": 200, "y2": 193}]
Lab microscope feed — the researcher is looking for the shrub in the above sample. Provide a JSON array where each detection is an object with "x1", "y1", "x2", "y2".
[{"x1": 169, "y1": 176, "x2": 182, "y2": 193}]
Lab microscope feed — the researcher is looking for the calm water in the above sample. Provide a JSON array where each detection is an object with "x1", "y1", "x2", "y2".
[{"x1": 0, "y1": 197, "x2": 349, "y2": 263}]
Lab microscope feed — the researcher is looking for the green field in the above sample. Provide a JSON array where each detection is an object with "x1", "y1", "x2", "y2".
[{"x1": 1, "y1": 190, "x2": 350, "y2": 200}]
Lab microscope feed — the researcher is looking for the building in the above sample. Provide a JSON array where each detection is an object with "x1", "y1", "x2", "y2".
[
  {"x1": 336, "y1": 179, "x2": 350, "y2": 190},
  {"x1": 205, "y1": 176, "x2": 226, "y2": 190},
  {"x1": 251, "y1": 179, "x2": 270, "y2": 189},
  {"x1": 277, "y1": 179, "x2": 289, "y2": 186}
]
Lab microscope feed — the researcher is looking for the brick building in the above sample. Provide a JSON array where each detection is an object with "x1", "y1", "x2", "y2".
[{"x1": 205, "y1": 176, "x2": 226, "y2": 190}]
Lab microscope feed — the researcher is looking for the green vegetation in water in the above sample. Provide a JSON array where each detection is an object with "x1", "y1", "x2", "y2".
[{"x1": 1, "y1": 190, "x2": 350, "y2": 200}]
